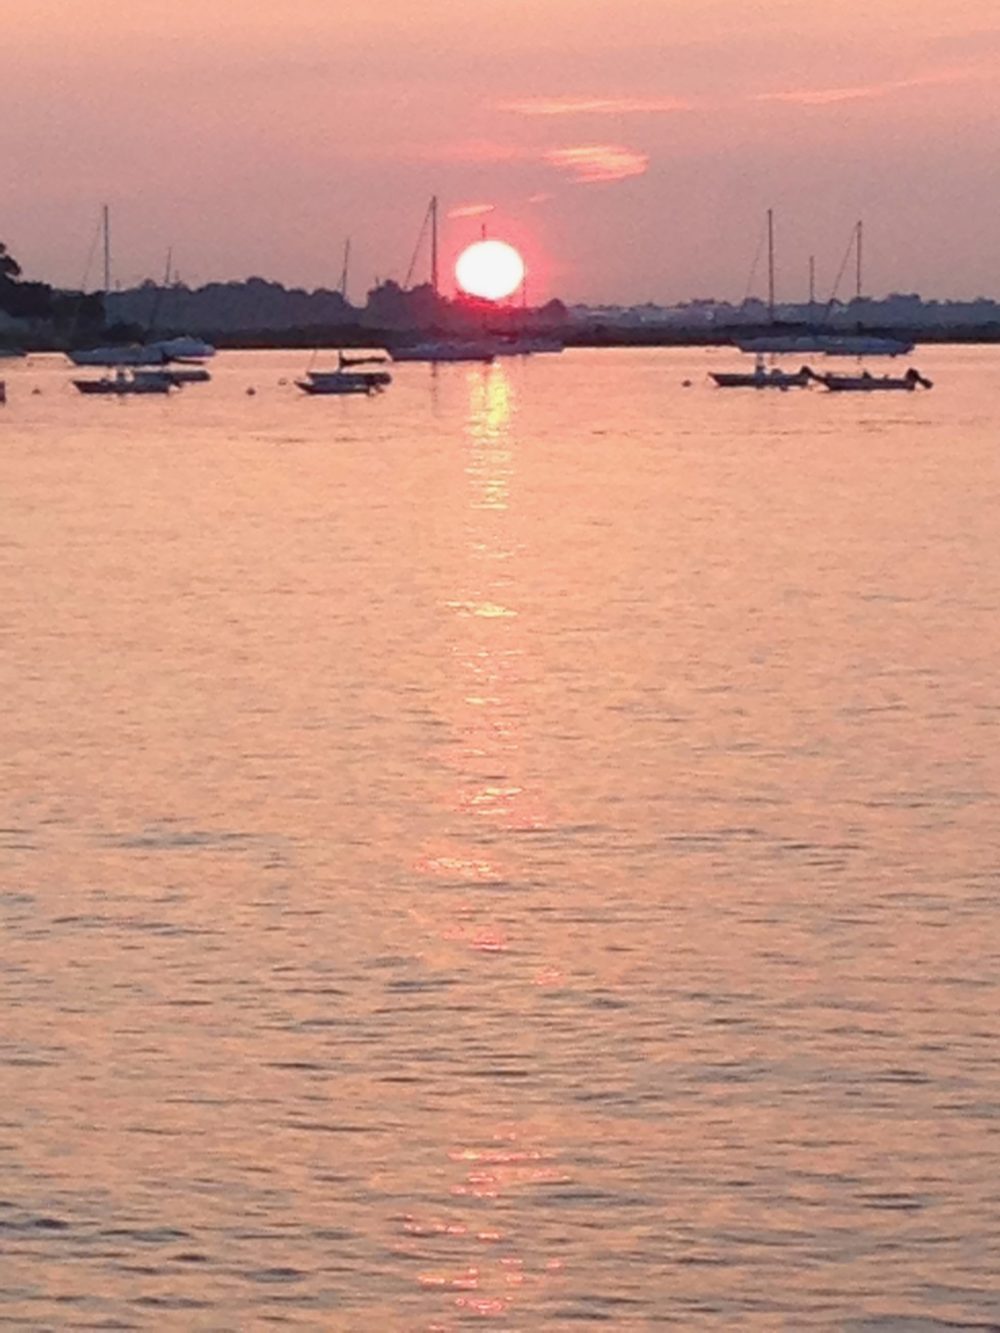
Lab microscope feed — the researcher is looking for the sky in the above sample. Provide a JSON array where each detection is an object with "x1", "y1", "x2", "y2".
[{"x1": 2, "y1": 0, "x2": 999, "y2": 304}]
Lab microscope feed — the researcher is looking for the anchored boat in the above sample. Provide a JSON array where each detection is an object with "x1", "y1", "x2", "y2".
[
  {"x1": 817, "y1": 367, "x2": 933, "y2": 392},
  {"x1": 72, "y1": 367, "x2": 175, "y2": 395},
  {"x1": 711, "y1": 357, "x2": 814, "y2": 389}
]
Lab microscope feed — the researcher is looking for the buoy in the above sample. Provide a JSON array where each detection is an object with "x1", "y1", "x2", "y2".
[{"x1": 246, "y1": 387, "x2": 256, "y2": 396}]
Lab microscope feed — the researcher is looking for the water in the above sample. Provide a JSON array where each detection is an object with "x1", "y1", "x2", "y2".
[{"x1": 1, "y1": 347, "x2": 999, "y2": 1329}]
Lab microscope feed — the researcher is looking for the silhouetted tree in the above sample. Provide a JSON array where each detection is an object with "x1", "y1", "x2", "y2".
[
  {"x1": 0, "y1": 240, "x2": 55, "y2": 321},
  {"x1": 0, "y1": 242, "x2": 22, "y2": 283}
]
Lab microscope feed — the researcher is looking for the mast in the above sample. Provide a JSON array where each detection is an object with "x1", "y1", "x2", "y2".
[
  {"x1": 340, "y1": 237, "x2": 351, "y2": 302},
  {"x1": 767, "y1": 208, "x2": 775, "y2": 322},
  {"x1": 808, "y1": 254, "x2": 816, "y2": 308},
  {"x1": 102, "y1": 204, "x2": 111, "y2": 294},
  {"x1": 855, "y1": 220, "x2": 863, "y2": 300},
  {"x1": 147, "y1": 246, "x2": 173, "y2": 336},
  {"x1": 430, "y1": 195, "x2": 439, "y2": 297}
]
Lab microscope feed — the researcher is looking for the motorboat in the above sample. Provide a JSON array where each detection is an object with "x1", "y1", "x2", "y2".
[
  {"x1": 72, "y1": 367, "x2": 175, "y2": 395},
  {"x1": 711, "y1": 357, "x2": 814, "y2": 389},
  {"x1": 390, "y1": 340, "x2": 496, "y2": 363},
  {"x1": 817, "y1": 367, "x2": 932, "y2": 392}
]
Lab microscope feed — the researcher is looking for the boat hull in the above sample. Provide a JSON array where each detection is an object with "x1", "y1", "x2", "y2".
[
  {"x1": 711, "y1": 370, "x2": 812, "y2": 389},
  {"x1": 296, "y1": 377, "x2": 379, "y2": 396},
  {"x1": 819, "y1": 368, "x2": 932, "y2": 392},
  {"x1": 69, "y1": 346, "x2": 167, "y2": 367},
  {"x1": 736, "y1": 335, "x2": 914, "y2": 357},
  {"x1": 390, "y1": 343, "x2": 496, "y2": 363},
  {"x1": 73, "y1": 376, "x2": 173, "y2": 395}
]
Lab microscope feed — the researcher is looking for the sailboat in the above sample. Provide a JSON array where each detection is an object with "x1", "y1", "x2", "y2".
[
  {"x1": 388, "y1": 197, "x2": 498, "y2": 363},
  {"x1": 68, "y1": 208, "x2": 216, "y2": 366},
  {"x1": 296, "y1": 243, "x2": 393, "y2": 394},
  {"x1": 69, "y1": 207, "x2": 160, "y2": 366},
  {"x1": 736, "y1": 219, "x2": 913, "y2": 357},
  {"x1": 296, "y1": 351, "x2": 392, "y2": 395}
]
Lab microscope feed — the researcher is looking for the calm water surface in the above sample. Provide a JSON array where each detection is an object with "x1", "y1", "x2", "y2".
[{"x1": 2, "y1": 348, "x2": 999, "y2": 1329}]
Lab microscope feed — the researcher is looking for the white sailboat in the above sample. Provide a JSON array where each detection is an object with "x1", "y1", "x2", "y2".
[
  {"x1": 68, "y1": 208, "x2": 216, "y2": 366},
  {"x1": 736, "y1": 219, "x2": 914, "y2": 357},
  {"x1": 388, "y1": 196, "x2": 498, "y2": 363}
]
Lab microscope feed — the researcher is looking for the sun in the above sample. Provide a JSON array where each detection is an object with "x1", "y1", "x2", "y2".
[{"x1": 455, "y1": 240, "x2": 525, "y2": 302}]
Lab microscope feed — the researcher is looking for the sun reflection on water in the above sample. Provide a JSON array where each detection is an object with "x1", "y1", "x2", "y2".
[{"x1": 400, "y1": 362, "x2": 570, "y2": 1323}]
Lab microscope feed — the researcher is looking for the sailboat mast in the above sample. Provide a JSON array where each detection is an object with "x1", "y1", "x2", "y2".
[
  {"x1": 855, "y1": 220, "x2": 863, "y2": 300},
  {"x1": 340, "y1": 238, "x2": 351, "y2": 302},
  {"x1": 430, "y1": 195, "x2": 439, "y2": 297},
  {"x1": 767, "y1": 208, "x2": 775, "y2": 322},
  {"x1": 102, "y1": 204, "x2": 111, "y2": 294},
  {"x1": 809, "y1": 254, "x2": 816, "y2": 307}
]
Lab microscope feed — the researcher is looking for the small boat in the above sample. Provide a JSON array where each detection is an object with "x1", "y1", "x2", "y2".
[
  {"x1": 390, "y1": 340, "x2": 496, "y2": 363},
  {"x1": 72, "y1": 367, "x2": 175, "y2": 395},
  {"x1": 158, "y1": 366, "x2": 211, "y2": 385},
  {"x1": 817, "y1": 367, "x2": 932, "y2": 392},
  {"x1": 296, "y1": 352, "x2": 392, "y2": 395},
  {"x1": 295, "y1": 375, "x2": 380, "y2": 396},
  {"x1": 494, "y1": 335, "x2": 564, "y2": 356},
  {"x1": 69, "y1": 344, "x2": 168, "y2": 367},
  {"x1": 150, "y1": 335, "x2": 216, "y2": 361},
  {"x1": 296, "y1": 370, "x2": 390, "y2": 396},
  {"x1": 711, "y1": 357, "x2": 814, "y2": 389}
]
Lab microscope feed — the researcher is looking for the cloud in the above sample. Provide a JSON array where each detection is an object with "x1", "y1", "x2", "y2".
[
  {"x1": 448, "y1": 203, "x2": 495, "y2": 219},
  {"x1": 545, "y1": 144, "x2": 649, "y2": 184},
  {"x1": 395, "y1": 139, "x2": 648, "y2": 186},
  {"x1": 754, "y1": 66, "x2": 987, "y2": 107},
  {"x1": 497, "y1": 95, "x2": 692, "y2": 116}
]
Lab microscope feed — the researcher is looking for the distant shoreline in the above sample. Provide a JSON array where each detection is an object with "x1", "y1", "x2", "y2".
[
  {"x1": 189, "y1": 324, "x2": 1000, "y2": 352},
  {"x1": 5, "y1": 324, "x2": 1000, "y2": 356}
]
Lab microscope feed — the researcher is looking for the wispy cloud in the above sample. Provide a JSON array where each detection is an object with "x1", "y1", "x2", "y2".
[
  {"x1": 755, "y1": 66, "x2": 986, "y2": 107},
  {"x1": 497, "y1": 95, "x2": 692, "y2": 117},
  {"x1": 448, "y1": 203, "x2": 495, "y2": 219},
  {"x1": 545, "y1": 145, "x2": 649, "y2": 184},
  {"x1": 397, "y1": 139, "x2": 648, "y2": 186},
  {"x1": 403, "y1": 140, "x2": 532, "y2": 164}
]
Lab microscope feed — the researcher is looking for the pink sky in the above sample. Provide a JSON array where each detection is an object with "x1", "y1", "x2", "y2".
[{"x1": 3, "y1": 0, "x2": 999, "y2": 303}]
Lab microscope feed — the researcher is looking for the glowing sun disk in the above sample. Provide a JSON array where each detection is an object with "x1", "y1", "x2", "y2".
[{"x1": 455, "y1": 240, "x2": 525, "y2": 301}]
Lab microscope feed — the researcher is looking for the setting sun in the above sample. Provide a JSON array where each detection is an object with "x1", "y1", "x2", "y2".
[{"x1": 455, "y1": 240, "x2": 525, "y2": 302}]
